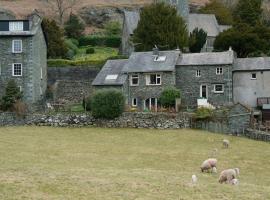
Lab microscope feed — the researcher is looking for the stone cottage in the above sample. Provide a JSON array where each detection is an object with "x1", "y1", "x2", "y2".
[
  {"x1": 0, "y1": 12, "x2": 47, "y2": 106},
  {"x1": 93, "y1": 49, "x2": 235, "y2": 110},
  {"x1": 121, "y1": 0, "x2": 231, "y2": 55}
]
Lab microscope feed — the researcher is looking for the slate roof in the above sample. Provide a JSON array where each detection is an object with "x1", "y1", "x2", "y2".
[
  {"x1": 122, "y1": 50, "x2": 181, "y2": 73},
  {"x1": 92, "y1": 59, "x2": 128, "y2": 86},
  {"x1": 123, "y1": 10, "x2": 140, "y2": 35},
  {"x1": 177, "y1": 50, "x2": 234, "y2": 66},
  {"x1": 188, "y1": 14, "x2": 220, "y2": 37},
  {"x1": 234, "y1": 57, "x2": 270, "y2": 71}
]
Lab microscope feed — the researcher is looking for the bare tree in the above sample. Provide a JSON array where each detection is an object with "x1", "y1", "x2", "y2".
[{"x1": 48, "y1": 0, "x2": 78, "y2": 25}]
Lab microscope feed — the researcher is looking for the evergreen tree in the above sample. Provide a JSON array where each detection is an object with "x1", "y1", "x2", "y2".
[
  {"x1": 1, "y1": 80, "x2": 23, "y2": 111},
  {"x1": 64, "y1": 14, "x2": 85, "y2": 38},
  {"x1": 104, "y1": 21, "x2": 122, "y2": 36},
  {"x1": 189, "y1": 28, "x2": 207, "y2": 53},
  {"x1": 42, "y1": 18, "x2": 68, "y2": 58},
  {"x1": 133, "y1": 2, "x2": 188, "y2": 51},
  {"x1": 234, "y1": 0, "x2": 263, "y2": 26},
  {"x1": 199, "y1": 0, "x2": 233, "y2": 25},
  {"x1": 214, "y1": 23, "x2": 270, "y2": 57}
]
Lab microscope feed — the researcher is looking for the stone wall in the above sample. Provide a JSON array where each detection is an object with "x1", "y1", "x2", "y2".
[
  {"x1": 0, "y1": 112, "x2": 191, "y2": 129},
  {"x1": 47, "y1": 67, "x2": 100, "y2": 103},
  {"x1": 244, "y1": 129, "x2": 270, "y2": 142}
]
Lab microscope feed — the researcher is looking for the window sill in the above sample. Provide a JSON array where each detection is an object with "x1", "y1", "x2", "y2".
[
  {"x1": 146, "y1": 84, "x2": 162, "y2": 86},
  {"x1": 213, "y1": 91, "x2": 224, "y2": 94},
  {"x1": 130, "y1": 85, "x2": 139, "y2": 87},
  {"x1": 251, "y1": 78, "x2": 257, "y2": 80}
]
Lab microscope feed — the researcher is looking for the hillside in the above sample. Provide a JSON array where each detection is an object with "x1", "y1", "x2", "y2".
[{"x1": 0, "y1": 0, "x2": 209, "y2": 18}]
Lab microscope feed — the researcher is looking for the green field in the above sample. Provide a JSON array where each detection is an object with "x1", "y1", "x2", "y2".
[{"x1": 0, "y1": 127, "x2": 269, "y2": 200}]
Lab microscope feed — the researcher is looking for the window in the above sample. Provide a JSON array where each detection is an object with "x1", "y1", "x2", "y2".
[
  {"x1": 19, "y1": 86, "x2": 22, "y2": 92},
  {"x1": 214, "y1": 84, "x2": 224, "y2": 93},
  {"x1": 105, "y1": 74, "x2": 118, "y2": 80},
  {"x1": 216, "y1": 67, "x2": 223, "y2": 75},
  {"x1": 12, "y1": 40, "x2": 22, "y2": 53},
  {"x1": 196, "y1": 70, "x2": 201, "y2": 77},
  {"x1": 154, "y1": 56, "x2": 166, "y2": 62},
  {"x1": 130, "y1": 74, "x2": 139, "y2": 86},
  {"x1": 132, "y1": 98, "x2": 137, "y2": 107},
  {"x1": 146, "y1": 74, "x2": 161, "y2": 85},
  {"x1": 251, "y1": 73, "x2": 257, "y2": 80},
  {"x1": 12, "y1": 63, "x2": 22, "y2": 76},
  {"x1": 9, "y1": 21, "x2": 24, "y2": 31}
]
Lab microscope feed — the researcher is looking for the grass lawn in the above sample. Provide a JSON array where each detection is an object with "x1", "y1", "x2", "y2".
[
  {"x1": 74, "y1": 47, "x2": 118, "y2": 62},
  {"x1": 0, "y1": 127, "x2": 270, "y2": 200}
]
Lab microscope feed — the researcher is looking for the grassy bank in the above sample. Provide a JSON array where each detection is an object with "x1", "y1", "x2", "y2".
[{"x1": 0, "y1": 127, "x2": 269, "y2": 199}]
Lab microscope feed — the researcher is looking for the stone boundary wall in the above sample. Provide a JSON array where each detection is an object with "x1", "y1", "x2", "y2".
[
  {"x1": 244, "y1": 129, "x2": 270, "y2": 142},
  {"x1": 0, "y1": 112, "x2": 192, "y2": 129}
]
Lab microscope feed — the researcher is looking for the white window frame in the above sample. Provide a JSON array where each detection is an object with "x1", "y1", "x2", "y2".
[
  {"x1": 132, "y1": 98, "x2": 137, "y2": 107},
  {"x1": 251, "y1": 73, "x2": 257, "y2": 80},
  {"x1": 0, "y1": 64, "x2": 1, "y2": 75},
  {"x1": 9, "y1": 21, "x2": 24, "y2": 32},
  {"x1": 12, "y1": 40, "x2": 22, "y2": 53},
  {"x1": 12, "y1": 63, "x2": 22, "y2": 77},
  {"x1": 216, "y1": 67, "x2": 223, "y2": 75},
  {"x1": 41, "y1": 68, "x2": 43, "y2": 79},
  {"x1": 146, "y1": 74, "x2": 162, "y2": 86},
  {"x1": 196, "y1": 70, "x2": 201, "y2": 77},
  {"x1": 214, "y1": 84, "x2": 224, "y2": 93},
  {"x1": 130, "y1": 74, "x2": 139, "y2": 86}
]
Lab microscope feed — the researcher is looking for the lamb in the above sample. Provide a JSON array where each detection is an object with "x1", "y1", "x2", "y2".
[
  {"x1": 191, "y1": 175, "x2": 198, "y2": 184},
  {"x1": 223, "y1": 139, "x2": 230, "y2": 148},
  {"x1": 230, "y1": 178, "x2": 239, "y2": 185},
  {"x1": 212, "y1": 167, "x2": 217, "y2": 173},
  {"x1": 200, "y1": 158, "x2": 217, "y2": 172},
  {"x1": 219, "y1": 168, "x2": 240, "y2": 184}
]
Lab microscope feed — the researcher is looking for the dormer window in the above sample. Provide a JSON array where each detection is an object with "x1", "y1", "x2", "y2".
[{"x1": 9, "y1": 21, "x2": 24, "y2": 32}]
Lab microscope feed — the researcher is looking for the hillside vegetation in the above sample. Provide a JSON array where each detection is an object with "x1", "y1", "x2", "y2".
[{"x1": 0, "y1": 127, "x2": 270, "y2": 199}]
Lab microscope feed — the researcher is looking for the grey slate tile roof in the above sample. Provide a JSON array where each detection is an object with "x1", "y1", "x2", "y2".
[
  {"x1": 122, "y1": 50, "x2": 181, "y2": 73},
  {"x1": 234, "y1": 57, "x2": 270, "y2": 71},
  {"x1": 188, "y1": 14, "x2": 220, "y2": 37},
  {"x1": 177, "y1": 50, "x2": 234, "y2": 66},
  {"x1": 123, "y1": 10, "x2": 140, "y2": 35},
  {"x1": 92, "y1": 59, "x2": 128, "y2": 86}
]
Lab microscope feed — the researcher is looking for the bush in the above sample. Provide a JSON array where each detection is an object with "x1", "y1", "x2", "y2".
[
  {"x1": 91, "y1": 89, "x2": 125, "y2": 119},
  {"x1": 13, "y1": 100, "x2": 27, "y2": 118},
  {"x1": 104, "y1": 21, "x2": 122, "y2": 36},
  {"x1": 1, "y1": 80, "x2": 23, "y2": 111},
  {"x1": 82, "y1": 96, "x2": 92, "y2": 111},
  {"x1": 64, "y1": 14, "x2": 85, "y2": 38},
  {"x1": 79, "y1": 35, "x2": 121, "y2": 48},
  {"x1": 195, "y1": 107, "x2": 214, "y2": 120},
  {"x1": 86, "y1": 47, "x2": 95, "y2": 54},
  {"x1": 159, "y1": 87, "x2": 181, "y2": 108}
]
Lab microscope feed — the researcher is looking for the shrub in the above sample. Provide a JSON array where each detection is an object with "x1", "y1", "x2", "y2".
[
  {"x1": 64, "y1": 14, "x2": 85, "y2": 38},
  {"x1": 104, "y1": 36, "x2": 121, "y2": 48},
  {"x1": 1, "y1": 80, "x2": 23, "y2": 111},
  {"x1": 13, "y1": 100, "x2": 27, "y2": 118},
  {"x1": 86, "y1": 47, "x2": 95, "y2": 54},
  {"x1": 159, "y1": 87, "x2": 181, "y2": 108},
  {"x1": 91, "y1": 89, "x2": 125, "y2": 119},
  {"x1": 195, "y1": 107, "x2": 214, "y2": 120},
  {"x1": 104, "y1": 21, "x2": 122, "y2": 36},
  {"x1": 82, "y1": 96, "x2": 92, "y2": 111}
]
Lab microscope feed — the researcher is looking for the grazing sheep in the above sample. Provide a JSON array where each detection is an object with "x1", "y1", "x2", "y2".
[
  {"x1": 230, "y1": 178, "x2": 239, "y2": 185},
  {"x1": 223, "y1": 139, "x2": 230, "y2": 148},
  {"x1": 219, "y1": 168, "x2": 240, "y2": 184},
  {"x1": 201, "y1": 158, "x2": 217, "y2": 172},
  {"x1": 191, "y1": 175, "x2": 198, "y2": 184}
]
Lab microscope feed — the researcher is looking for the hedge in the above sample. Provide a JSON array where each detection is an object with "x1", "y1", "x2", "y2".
[{"x1": 79, "y1": 35, "x2": 121, "y2": 48}]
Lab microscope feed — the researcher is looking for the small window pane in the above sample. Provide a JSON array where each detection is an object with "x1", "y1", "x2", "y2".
[
  {"x1": 132, "y1": 98, "x2": 137, "y2": 107},
  {"x1": 150, "y1": 74, "x2": 156, "y2": 84},
  {"x1": 251, "y1": 73, "x2": 257, "y2": 79},
  {"x1": 9, "y1": 22, "x2": 24, "y2": 31},
  {"x1": 13, "y1": 40, "x2": 22, "y2": 53}
]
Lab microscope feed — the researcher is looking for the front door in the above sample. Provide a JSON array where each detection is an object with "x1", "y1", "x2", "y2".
[
  {"x1": 200, "y1": 85, "x2": 208, "y2": 99},
  {"x1": 144, "y1": 98, "x2": 157, "y2": 112}
]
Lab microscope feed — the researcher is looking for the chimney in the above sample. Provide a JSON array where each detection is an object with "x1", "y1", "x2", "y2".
[{"x1": 153, "y1": 45, "x2": 159, "y2": 57}]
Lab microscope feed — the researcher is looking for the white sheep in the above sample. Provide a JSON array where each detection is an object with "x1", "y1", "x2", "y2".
[
  {"x1": 230, "y1": 178, "x2": 239, "y2": 185},
  {"x1": 223, "y1": 139, "x2": 230, "y2": 148},
  {"x1": 219, "y1": 168, "x2": 240, "y2": 184},
  {"x1": 200, "y1": 158, "x2": 217, "y2": 173},
  {"x1": 191, "y1": 175, "x2": 198, "y2": 184}
]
